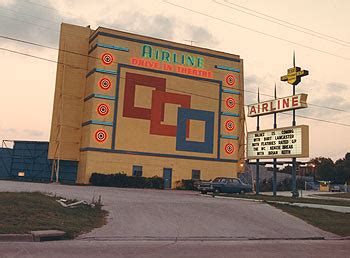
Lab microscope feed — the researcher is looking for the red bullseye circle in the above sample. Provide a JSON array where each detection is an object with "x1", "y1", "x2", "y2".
[
  {"x1": 101, "y1": 53, "x2": 114, "y2": 65},
  {"x1": 95, "y1": 129, "x2": 107, "y2": 143},
  {"x1": 97, "y1": 103, "x2": 109, "y2": 116},
  {"x1": 225, "y1": 143, "x2": 234, "y2": 154},
  {"x1": 225, "y1": 120, "x2": 235, "y2": 131},
  {"x1": 225, "y1": 74, "x2": 236, "y2": 87},
  {"x1": 225, "y1": 97, "x2": 236, "y2": 109},
  {"x1": 99, "y1": 78, "x2": 111, "y2": 90}
]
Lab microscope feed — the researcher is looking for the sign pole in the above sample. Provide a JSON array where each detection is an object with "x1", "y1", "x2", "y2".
[
  {"x1": 291, "y1": 52, "x2": 298, "y2": 198},
  {"x1": 279, "y1": 52, "x2": 308, "y2": 198},
  {"x1": 273, "y1": 84, "x2": 277, "y2": 197},
  {"x1": 256, "y1": 88, "x2": 260, "y2": 195}
]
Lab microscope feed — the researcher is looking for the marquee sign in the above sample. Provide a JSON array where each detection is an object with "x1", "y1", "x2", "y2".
[
  {"x1": 247, "y1": 94, "x2": 308, "y2": 117},
  {"x1": 247, "y1": 125, "x2": 309, "y2": 159}
]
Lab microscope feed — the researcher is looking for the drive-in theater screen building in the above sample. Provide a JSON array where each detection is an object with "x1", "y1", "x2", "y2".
[{"x1": 48, "y1": 23, "x2": 245, "y2": 187}]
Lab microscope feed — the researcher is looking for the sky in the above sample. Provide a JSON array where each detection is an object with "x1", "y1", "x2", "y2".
[{"x1": 0, "y1": 0, "x2": 349, "y2": 161}]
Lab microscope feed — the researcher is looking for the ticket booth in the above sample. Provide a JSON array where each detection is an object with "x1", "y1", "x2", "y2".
[{"x1": 319, "y1": 181, "x2": 331, "y2": 192}]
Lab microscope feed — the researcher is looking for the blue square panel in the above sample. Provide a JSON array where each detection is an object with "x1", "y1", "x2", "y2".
[{"x1": 176, "y1": 108, "x2": 214, "y2": 153}]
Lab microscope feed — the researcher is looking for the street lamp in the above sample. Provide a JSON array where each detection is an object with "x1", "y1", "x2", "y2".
[{"x1": 311, "y1": 164, "x2": 316, "y2": 183}]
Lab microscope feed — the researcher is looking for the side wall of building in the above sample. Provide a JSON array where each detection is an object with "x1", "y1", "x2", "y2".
[{"x1": 48, "y1": 24, "x2": 91, "y2": 161}]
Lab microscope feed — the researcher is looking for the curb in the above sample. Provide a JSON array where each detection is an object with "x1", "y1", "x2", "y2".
[
  {"x1": 0, "y1": 230, "x2": 66, "y2": 242},
  {"x1": 78, "y1": 236, "x2": 350, "y2": 242},
  {"x1": 0, "y1": 234, "x2": 33, "y2": 242}
]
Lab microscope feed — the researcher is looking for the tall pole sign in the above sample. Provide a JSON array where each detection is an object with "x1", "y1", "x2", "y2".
[
  {"x1": 247, "y1": 52, "x2": 309, "y2": 198},
  {"x1": 256, "y1": 88, "x2": 260, "y2": 195},
  {"x1": 273, "y1": 84, "x2": 277, "y2": 197},
  {"x1": 280, "y1": 52, "x2": 309, "y2": 197}
]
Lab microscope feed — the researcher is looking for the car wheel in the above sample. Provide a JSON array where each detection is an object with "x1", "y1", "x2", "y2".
[
  {"x1": 239, "y1": 190, "x2": 245, "y2": 195},
  {"x1": 212, "y1": 188, "x2": 220, "y2": 197}
]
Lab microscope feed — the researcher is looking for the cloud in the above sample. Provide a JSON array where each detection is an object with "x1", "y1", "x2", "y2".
[
  {"x1": 0, "y1": 0, "x2": 79, "y2": 47},
  {"x1": 0, "y1": 128, "x2": 45, "y2": 138},
  {"x1": 298, "y1": 94, "x2": 350, "y2": 123},
  {"x1": 244, "y1": 74, "x2": 260, "y2": 88},
  {"x1": 106, "y1": 13, "x2": 176, "y2": 41},
  {"x1": 23, "y1": 129, "x2": 45, "y2": 137},
  {"x1": 327, "y1": 82, "x2": 348, "y2": 92},
  {"x1": 102, "y1": 11, "x2": 217, "y2": 47},
  {"x1": 1, "y1": 127, "x2": 17, "y2": 134},
  {"x1": 315, "y1": 95, "x2": 350, "y2": 111},
  {"x1": 185, "y1": 25, "x2": 218, "y2": 47}
]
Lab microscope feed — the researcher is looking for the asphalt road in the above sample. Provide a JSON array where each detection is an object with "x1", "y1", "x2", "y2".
[
  {"x1": 1, "y1": 181, "x2": 349, "y2": 257},
  {"x1": 0, "y1": 181, "x2": 334, "y2": 239}
]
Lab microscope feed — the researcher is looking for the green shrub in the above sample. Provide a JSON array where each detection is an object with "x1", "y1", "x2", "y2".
[
  {"x1": 90, "y1": 173, "x2": 164, "y2": 189},
  {"x1": 175, "y1": 179, "x2": 196, "y2": 190},
  {"x1": 258, "y1": 177, "x2": 307, "y2": 192}
]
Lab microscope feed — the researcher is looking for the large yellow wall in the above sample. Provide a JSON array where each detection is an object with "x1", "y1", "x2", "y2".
[
  {"x1": 50, "y1": 23, "x2": 245, "y2": 187},
  {"x1": 48, "y1": 23, "x2": 91, "y2": 161}
]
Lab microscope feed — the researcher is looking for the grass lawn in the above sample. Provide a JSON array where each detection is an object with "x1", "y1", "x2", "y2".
[
  {"x1": 314, "y1": 192, "x2": 350, "y2": 199},
  {"x1": 217, "y1": 193, "x2": 350, "y2": 207},
  {"x1": 272, "y1": 204, "x2": 350, "y2": 237},
  {"x1": 0, "y1": 192, "x2": 107, "y2": 239}
]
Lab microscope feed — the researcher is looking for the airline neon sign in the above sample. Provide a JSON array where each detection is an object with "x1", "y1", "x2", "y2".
[{"x1": 247, "y1": 94, "x2": 308, "y2": 117}]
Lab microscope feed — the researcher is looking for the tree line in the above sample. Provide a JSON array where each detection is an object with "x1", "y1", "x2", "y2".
[
  {"x1": 277, "y1": 153, "x2": 350, "y2": 184},
  {"x1": 311, "y1": 153, "x2": 350, "y2": 184}
]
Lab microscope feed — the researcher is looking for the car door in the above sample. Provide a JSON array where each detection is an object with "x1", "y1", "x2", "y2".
[
  {"x1": 218, "y1": 178, "x2": 227, "y2": 192},
  {"x1": 231, "y1": 179, "x2": 241, "y2": 193},
  {"x1": 224, "y1": 179, "x2": 236, "y2": 193}
]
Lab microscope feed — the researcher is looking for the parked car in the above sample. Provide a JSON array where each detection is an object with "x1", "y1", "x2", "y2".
[
  {"x1": 211, "y1": 177, "x2": 253, "y2": 194},
  {"x1": 331, "y1": 185, "x2": 341, "y2": 192},
  {"x1": 195, "y1": 180, "x2": 213, "y2": 194}
]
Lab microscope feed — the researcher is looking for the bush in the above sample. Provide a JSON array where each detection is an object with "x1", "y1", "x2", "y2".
[
  {"x1": 258, "y1": 177, "x2": 307, "y2": 192},
  {"x1": 175, "y1": 179, "x2": 196, "y2": 190},
  {"x1": 90, "y1": 173, "x2": 164, "y2": 189}
]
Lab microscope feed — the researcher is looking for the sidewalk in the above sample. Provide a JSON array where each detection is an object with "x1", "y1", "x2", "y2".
[
  {"x1": 272, "y1": 201, "x2": 350, "y2": 213},
  {"x1": 210, "y1": 195, "x2": 350, "y2": 213}
]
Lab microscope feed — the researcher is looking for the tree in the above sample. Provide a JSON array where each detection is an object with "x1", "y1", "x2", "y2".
[
  {"x1": 310, "y1": 157, "x2": 335, "y2": 182},
  {"x1": 334, "y1": 152, "x2": 350, "y2": 184}
]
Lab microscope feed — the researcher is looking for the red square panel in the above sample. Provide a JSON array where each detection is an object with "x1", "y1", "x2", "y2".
[
  {"x1": 123, "y1": 72, "x2": 166, "y2": 120},
  {"x1": 150, "y1": 91, "x2": 191, "y2": 137}
]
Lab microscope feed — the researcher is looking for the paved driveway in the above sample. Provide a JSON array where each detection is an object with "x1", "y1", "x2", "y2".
[{"x1": 0, "y1": 181, "x2": 335, "y2": 239}]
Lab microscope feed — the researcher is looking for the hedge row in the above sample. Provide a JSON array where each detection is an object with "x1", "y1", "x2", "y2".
[
  {"x1": 175, "y1": 179, "x2": 196, "y2": 190},
  {"x1": 90, "y1": 173, "x2": 164, "y2": 189},
  {"x1": 259, "y1": 177, "x2": 307, "y2": 192}
]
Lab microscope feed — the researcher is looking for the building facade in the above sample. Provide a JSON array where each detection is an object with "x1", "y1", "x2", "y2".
[{"x1": 48, "y1": 23, "x2": 245, "y2": 187}]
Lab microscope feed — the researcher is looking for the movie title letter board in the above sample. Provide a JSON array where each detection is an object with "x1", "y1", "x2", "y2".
[{"x1": 247, "y1": 125, "x2": 309, "y2": 159}]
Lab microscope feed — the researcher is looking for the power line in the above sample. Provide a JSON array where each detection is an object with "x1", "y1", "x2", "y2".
[
  {"x1": 2, "y1": 0, "x2": 350, "y2": 63},
  {"x1": 0, "y1": 5, "x2": 59, "y2": 25},
  {"x1": 9, "y1": 0, "x2": 348, "y2": 112},
  {"x1": 162, "y1": 0, "x2": 350, "y2": 61},
  {"x1": 0, "y1": 13, "x2": 60, "y2": 33},
  {"x1": 15, "y1": 0, "x2": 350, "y2": 61},
  {"x1": 18, "y1": 0, "x2": 174, "y2": 42},
  {"x1": 214, "y1": 0, "x2": 350, "y2": 47},
  {"x1": 1, "y1": 34, "x2": 349, "y2": 114},
  {"x1": 0, "y1": 44, "x2": 349, "y2": 128}
]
